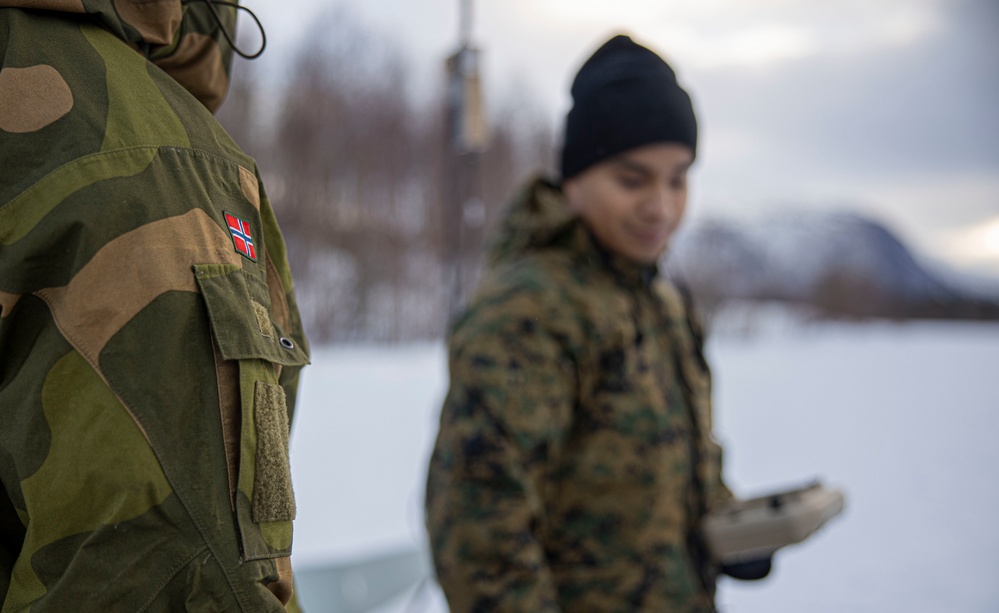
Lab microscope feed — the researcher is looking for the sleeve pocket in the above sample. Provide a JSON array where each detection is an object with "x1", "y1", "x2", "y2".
[
  {"x1": 193, "y1": 264, "x2": 310, "y2": 367},
  {"x1": 193, "y1": 263, "x2": 307, "y2": 561}
]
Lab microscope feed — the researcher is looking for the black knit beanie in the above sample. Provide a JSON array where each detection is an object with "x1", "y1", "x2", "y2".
[{"x1": 560, "y1": 34, "x2": 697, "y2": 180}]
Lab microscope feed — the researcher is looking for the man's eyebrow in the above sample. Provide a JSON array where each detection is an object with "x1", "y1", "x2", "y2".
[{"x1": 612, "y1": 158, "x2": 654, "y2": 175}]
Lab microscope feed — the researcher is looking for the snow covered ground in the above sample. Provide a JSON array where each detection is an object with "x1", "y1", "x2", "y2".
[{"x1": 289, "y1": 321, "x2": 999, "y2": 612}]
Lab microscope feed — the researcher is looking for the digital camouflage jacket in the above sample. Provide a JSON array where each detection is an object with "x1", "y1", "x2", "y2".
[
  {"x1": 426, "y1": 177, "x2": 731, "y2": 613},
  {"x1": 0, "y1": 2, "x2": 309, "y2": 611}
]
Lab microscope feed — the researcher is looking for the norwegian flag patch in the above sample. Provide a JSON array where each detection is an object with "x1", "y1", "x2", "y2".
[{"x1": 224, "y1": 212, "x2": 257, "y2": 261}]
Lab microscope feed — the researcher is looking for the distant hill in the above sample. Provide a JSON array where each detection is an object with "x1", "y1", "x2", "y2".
[{"x1": 667, "y1": 211, "x2": 999, "y2": 321}]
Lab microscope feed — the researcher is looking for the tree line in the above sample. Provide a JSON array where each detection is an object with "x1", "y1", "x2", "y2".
[{"x1": 218, "y1": 8, "x2": 555, "y2": 343}]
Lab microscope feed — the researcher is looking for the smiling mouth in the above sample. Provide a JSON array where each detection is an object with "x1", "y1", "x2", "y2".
[{"x1": 627, "y1": 226, "x2": 670, "y2": 245}]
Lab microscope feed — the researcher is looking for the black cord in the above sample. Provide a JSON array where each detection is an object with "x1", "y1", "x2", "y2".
[{"x1": 182, "y1": 0, "x2": 267, "y2": 60}]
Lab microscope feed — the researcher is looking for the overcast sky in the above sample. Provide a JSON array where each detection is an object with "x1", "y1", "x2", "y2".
[{"x1": 240, "y1": 0, "x2": 999, "y2": 275}]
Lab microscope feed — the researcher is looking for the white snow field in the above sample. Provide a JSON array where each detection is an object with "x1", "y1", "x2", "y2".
[{"x1": 289, "y1": 321, "x2": 999, "y2": 613}]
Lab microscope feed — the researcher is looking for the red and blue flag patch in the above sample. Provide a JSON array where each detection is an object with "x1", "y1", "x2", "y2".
[{"x1": 224, "y1": 212, "x2": 257, "y2": 261}]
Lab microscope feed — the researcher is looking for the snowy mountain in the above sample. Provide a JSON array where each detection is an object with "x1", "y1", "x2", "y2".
[{"x1": 667, "y1": 211, "x2": 999, "y2": 320}]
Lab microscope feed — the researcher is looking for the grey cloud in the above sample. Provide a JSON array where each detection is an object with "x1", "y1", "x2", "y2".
[{"x1": 693, "y1": 0, "x2": 999, "y2": 181}]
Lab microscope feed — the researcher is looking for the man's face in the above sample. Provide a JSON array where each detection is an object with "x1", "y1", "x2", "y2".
[{"x1": 563, "y1": 143, "x2": 694, "y2": 265}]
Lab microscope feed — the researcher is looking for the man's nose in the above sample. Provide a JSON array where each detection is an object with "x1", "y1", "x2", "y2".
[{"x1": 639, "y1": 186, "x2": 673, "y2": 222}]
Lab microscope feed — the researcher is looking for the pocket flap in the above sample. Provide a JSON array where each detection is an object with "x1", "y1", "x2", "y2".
[{"x1": 194, "y1": 264, "x2": 310, "y2": 367}]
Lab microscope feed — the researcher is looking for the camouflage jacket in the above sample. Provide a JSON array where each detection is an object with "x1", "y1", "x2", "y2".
[
  {"x1": 0, "y1": 2, "x2": 309, "y2": 611},
  {"x1": 426, "y1": 177, "x2": 731, "y2": 613}
]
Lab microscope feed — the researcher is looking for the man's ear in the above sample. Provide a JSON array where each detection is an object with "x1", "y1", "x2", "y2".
[{"x1": 562, "y1": 177, "x2": 582, "y2": 213}]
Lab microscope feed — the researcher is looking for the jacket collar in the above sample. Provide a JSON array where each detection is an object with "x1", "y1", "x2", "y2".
[{"x1": 489, "y1": 175, "x2": 660, "y2": 289}]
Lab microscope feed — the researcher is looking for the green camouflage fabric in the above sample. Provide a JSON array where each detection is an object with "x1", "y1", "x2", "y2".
[
  {"x1": 0, "y1": 2, "x2": 310, "y2": 611},
  {"x1": 426, "y1": 177, "x2": 732, "y2": 613}
]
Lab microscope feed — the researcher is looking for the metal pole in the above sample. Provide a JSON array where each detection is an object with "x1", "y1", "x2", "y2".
[
  {"x1": 459, "y1": 0, "x2": 472, "y2": 47},
  {"x1": 444, "y1": 0, "x2": 486, "y2": 327}
]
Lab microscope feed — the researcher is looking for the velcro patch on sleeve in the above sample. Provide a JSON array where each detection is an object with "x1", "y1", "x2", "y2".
[
  {"x1": 252, "y1": 381, "x2": 296, "y2": 523},
  {"x1": 251, "y1": 300, "x2": 275, "y2": 339}
]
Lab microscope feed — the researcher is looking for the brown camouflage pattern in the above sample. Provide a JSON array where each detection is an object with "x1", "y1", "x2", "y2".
[{"x1": 0, "y1": 0, "x2": 236, "y2": 111}]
